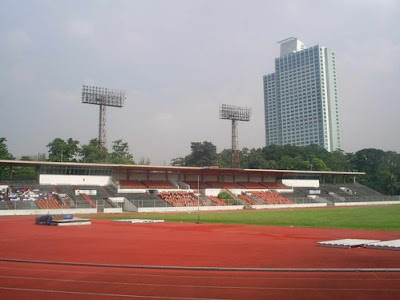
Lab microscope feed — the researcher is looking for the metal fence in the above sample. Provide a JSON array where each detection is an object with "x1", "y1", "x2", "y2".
[
  {"x1": 0, "y1": 199, "x2": 122, "y2": 210},
  {"x1": 128, "y1": 198, "x2": 243, "y2": 208},
  {"x1": 1, "y1": 196, "x2": 399, "y2": 210},
  {"x1": 287, "y1": 195, "x2": 400, "y2": 204}
]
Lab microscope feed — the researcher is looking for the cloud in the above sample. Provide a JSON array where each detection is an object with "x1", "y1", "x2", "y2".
[
  {"x1": 1, "y1": 29, "x2": 31, "y2": 57},
  {"x1": 65, "y1": 19, "x2": 94, "y2": 39},
  {"x1": 1, "y1": 0, "x2": 400, "y2": 162}
]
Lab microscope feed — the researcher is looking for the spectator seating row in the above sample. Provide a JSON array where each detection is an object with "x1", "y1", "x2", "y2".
[
  {"x1": 261, "y1": 182, "x2": 289, "y2": 189},
  {"x1": 237, "y1": 182, "x2": 266, "y2": 189},
  {"x1": 118, "y1": 180, "x2": 175, "y2": 189},
  {"x1": 183, "y1": 181, "x2": 210, "y2": 189},
  {"x1": 117, "y1": 180, "x2": 288, "y2": 190},
  {"x1": 80, "y1": 193, "x2": 97, "y2": 208},
  {"x1": 158, "y1": 191, "x2": 200, "y2": 207},
  {"x1": 36, "y1": 198, "x2": 69, "y2": 209},
  {"x1": 239, "y1": 193, "x2": 259, "y2": 205},
  {"x1": 143, "y1": 180, "x2": 175, "y2": 189},
  {"x1": 250, "y1": 191, "x2": 294, "y2": 205},
  {"x1": 119, "y1": 180, "x2": 147, "y2": 189},
  {"x1": 207, "y1": 195, "x2": 227, "y2": 206},
  {"x1": 205, "y1": 182, "x2": 244, "y2": 189}
]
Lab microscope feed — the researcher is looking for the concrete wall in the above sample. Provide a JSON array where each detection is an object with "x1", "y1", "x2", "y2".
[
  {"x1": 123, "y1": 199, "x2": 138, "y2": 212},
  {"x1": 109, "y1": 197, "x2": 125, "y2": 203},
  {"x1": 203, "y1": 175, "x2": 218, "y2": 182},
  {"x1": 335, "y1": 201, "x2": 400, "y2": 207},
  {"x1": 252, "y1": 203, "x2": 327, "y2": 210},
  {"x1": 39, "y1": 175, "x2": 112, "y2": 186},
  {"x1": 103, "y1": 208, "x2": 123, "y2": 213},
  {"x1": 138, "y1": 205, "x2": 244, "y2": 213},
  {"x1": 204, "y1": 189, "x2": 222, "y2": 196},
  {"x1": 282, "y1": 179, "x2": 319, "y2": 188},
  {"x1": 234, "y1": 175, "x2": 248, "y2": 182},
  {"x1": 263, "y1": 176, "x2": 277, "y2": 183},
  {"x1": 118, "y1": 188, "x2": 147, "y2": 193},
  {"x1": 0, "y1": 208, "x2": 96, "y2": 216}
]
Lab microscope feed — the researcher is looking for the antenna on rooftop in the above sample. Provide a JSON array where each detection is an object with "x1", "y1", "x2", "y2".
[
  {"x1": 219, "y1": 104, "x2": 251, "y2": 168},
  {"x1": 81, "y1": 85, "x2": 126, "y2": 149}
]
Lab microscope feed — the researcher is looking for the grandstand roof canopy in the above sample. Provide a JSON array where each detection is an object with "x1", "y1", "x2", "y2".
[{"x1": 0, "y1": 160, "x2": 365, "y2": 177}]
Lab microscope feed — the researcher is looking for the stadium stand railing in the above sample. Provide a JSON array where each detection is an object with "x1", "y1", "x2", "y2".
[
  {"x1": 56, "y1": 185, "x2": 91, "y2": 208},
  {"x1": 120, "y1": 192, "x2": 171, "y2": 208},
  {"x1": 119, "y1": 180, "x2": 147, "y2": 189},
  {"x1": 261, "y1": 182, "x2": 290, "y2": 189},
  {"x1": 183, "y1": 181, "x2": 211, "y2": 189},
  {"x1": 142, "y1": 180, "x2": 175, "y2": 189},
  {"x1": 237, "y1": 182, "x2": 266, "y2": 189},
  {"x1": 205, "y1": 182, "x2": 243, "y2": 189},
  {"x1": 80, "y1": 193, "x2": 97, "y2": 208}
]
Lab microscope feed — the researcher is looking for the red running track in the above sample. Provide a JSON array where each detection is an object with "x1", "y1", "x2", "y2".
[{"x1": 0, "y1": 216, "x2": 400, "y2": 299}]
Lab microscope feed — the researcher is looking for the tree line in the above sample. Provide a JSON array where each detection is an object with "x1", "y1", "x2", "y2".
[
  {"x1": 0, "y1": 137, "x2": 139, "y2": 180},
  {"x1": 171, "y1": 141, "x2": 400, "y2": 195},
  {"x1": 1, "y1": 137, "x2": 399, "y2": 195}
]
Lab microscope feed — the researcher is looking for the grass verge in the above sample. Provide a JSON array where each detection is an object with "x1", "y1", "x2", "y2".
[{"x1": 87, "y1": 205, "x2": 400, "y2": 231}]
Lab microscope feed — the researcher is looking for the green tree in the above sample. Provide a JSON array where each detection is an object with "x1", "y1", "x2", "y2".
[
  {"x1": 217, "y1": 149, "x2": 233, "y2": 168},
  {"x1": 185, "y1": 141, "x2": 218, "y2": 167},
  {"x1": 279, "y1": 155, "x2": 294, "y2": 169},
  {"x1": 109, "y1": 139, "x2": 134, "y2": 164},
  {"x1": 47, "y1": 138, "x2": 80, "y2": 162},
  {"x1": 325, "y1": 149, "x2": 351, "y2": 171},
  {"x1": 0, "y1": 137, "x2": 15, "y2": 178},
  {"x1": 0, "y1": 137, "x2": 14, "y2": 160},
  {"x1": 170, "y1": 157, "x2": 185, "y2": 166},
  {"x1": 311, "y1": 157, "x2": 329, "y2": 171},
  {"x1": 385, "y1": 173, "x2": 400, "y2": 195},
  {"x1": 20, "y1": 153, "x2": 47, "y2": 161},
  {"x1": 351, "y1": 148, "x2": 385, "y2": 175},
  {"x1": 246, "y1": 148, "x2": 270, "y2": 169},
  {"x1": 80, "y1": 138, "x2": 108, "y2": 163},
  {"x1": 11, "y1": 155, "x2": 36, "y2": 179}
]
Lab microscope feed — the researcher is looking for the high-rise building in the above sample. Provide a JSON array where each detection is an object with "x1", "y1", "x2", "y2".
[{"x1": 263, "y1": 37, "x2": 341, "y2": 152}]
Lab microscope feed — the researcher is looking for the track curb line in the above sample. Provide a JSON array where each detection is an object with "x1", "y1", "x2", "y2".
[{"x1": 1, "y1": 258, "x2": 400, "y2": 273}]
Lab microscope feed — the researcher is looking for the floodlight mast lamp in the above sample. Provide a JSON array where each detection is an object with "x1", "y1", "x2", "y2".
[
  {"x1": 81, "y1": 85, "x2": 126, "y2": 149},
  {"x1": 219, "y1": 104, "x2": 251, "y2": 168}
]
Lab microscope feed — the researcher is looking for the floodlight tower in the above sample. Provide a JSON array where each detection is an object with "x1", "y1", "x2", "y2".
[
  {"x1": 219, "y1": 104, "x2": 251, "y2": 168},
  {"x1": 81, "y1": 85, "x2": 126, "y2": 149}
]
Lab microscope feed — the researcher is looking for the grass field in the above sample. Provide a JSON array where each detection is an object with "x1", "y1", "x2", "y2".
[{"x1": 90, "y1": 205, "x2": 400, "y2": 231}]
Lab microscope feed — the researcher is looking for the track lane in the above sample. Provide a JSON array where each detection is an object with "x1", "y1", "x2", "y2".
[
  {"x1": 1, "y1": 261, "x2": 400, "y2": 299},
  {"x1": 1, "y1": 217, "x2": 400, "y2": 299}
]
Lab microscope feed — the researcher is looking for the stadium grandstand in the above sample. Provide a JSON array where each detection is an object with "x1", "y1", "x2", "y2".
[{"x1": 0, "y1": 159, "x2": 399, "y2": 215}]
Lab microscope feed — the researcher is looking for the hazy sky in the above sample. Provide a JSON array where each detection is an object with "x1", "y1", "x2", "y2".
[{"x1": 1, "y1": 0, "x2": 399, "y2": 165}]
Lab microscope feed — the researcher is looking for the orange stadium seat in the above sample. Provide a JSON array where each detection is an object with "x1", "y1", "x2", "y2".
[
  {"x1": 142, "y1": 181, "x2": 175, "y2": 189},
  {"x1": 158, "y1": 191, "x2": 200, "y2": 207},
  {"x1": 119, "y1": 180, "x2": 147, "y2": 189},
  {"x1": 250, "y1": 191, "x2": 294, "y2": 205}
]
